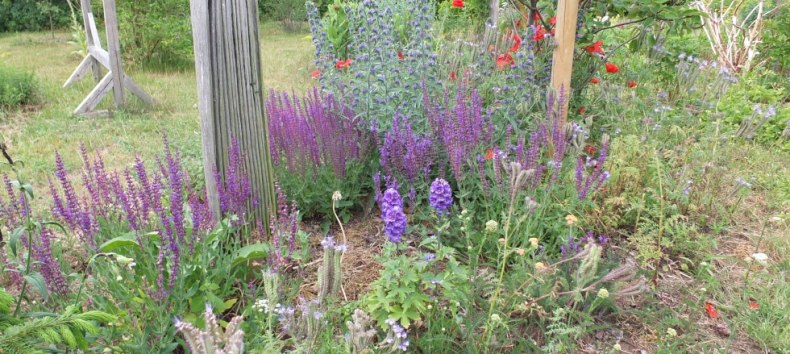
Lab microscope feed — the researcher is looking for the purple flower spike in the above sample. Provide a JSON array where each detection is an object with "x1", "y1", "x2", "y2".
[
  {"x1": 429, "y1": 178, "x2": 453, "y2": 215},
  {"x1": 380, "y1": 188, "x2": 407, "y2": 243}
]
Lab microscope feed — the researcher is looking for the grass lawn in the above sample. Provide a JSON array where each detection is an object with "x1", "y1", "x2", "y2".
[{"x1": 0, "y1": 21, "x2": 313, "y2": 191}]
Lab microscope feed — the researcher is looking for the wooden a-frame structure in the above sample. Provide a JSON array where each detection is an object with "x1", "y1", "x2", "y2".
[{"x1": 64, "y1": 0, "x2": 154, "y2": 116}]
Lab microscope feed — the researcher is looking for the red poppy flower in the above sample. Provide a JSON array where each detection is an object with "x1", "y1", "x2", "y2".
[
  {"x1": 516, "y1": 19, "x2": 521, "y2": 27},
  {"x1": 335, "y1": 58, "x2": 353, "y2": 69},
  {"x1": 549, "y1": 16, "x2": 556, "y2": 25},
  {"x1": 311, "y1": 70, "x2": 320, "y2": 79},
  {"x1": 748, "y1": 298, "x2": 760, "y2": 310},
  {"x1": 533, "y1": 12, "x2": 541, "y2": 22},
  {"x1": 550, "y1": 28, "x2": 555, "y2": 36},
  {"x1": 585, "y1": 40, "x2": 604, "y2": 55},
  {"x1": 451, "y1": 0, "x2": 464, "y2": 8},
  {"x1": 510, "y1": 33, "x2": 522, "y2": 52},
  {"x1": 532, "y1": 25, "x2": 547, "y2": 41},
  {"x1": 705, "y1": 303, "x2": 719, "y2": 319},
  {"x1": 496, "y1": 53, "x2": 514, "y2": 69},
  {"x1": 578, "y1": 106, "x2": 586, "y2": 114},
  {"x1": 584, "y1": 144, "x2": 595, "y2": 154},
  {"x1": 627, "y1": 80, "x2": 637, "y2": 88},
  {"x1": 605, "y1": 62, "x2": 619, "y2": 74},
  {"x1": 398, "y1": 51, "x2": 404, "y2": 60},
  {"x1": 449, "y1": 70, "x2": 457, "y2": 81},
  {"x1": 591, "y1": 77, "x2": 599, "y2": 84},
  {"x1": 485, "y1": 148, "x2": 495, "y2": 160}
]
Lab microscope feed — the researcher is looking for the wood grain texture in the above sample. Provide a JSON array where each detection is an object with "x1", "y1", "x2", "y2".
[
  {"x1": 103, "y1": 0, "x2": 126, "y2": 108},
  {"x1": 549, "y1": 0, "x2": 579, "y2": 124},
  {"x1": 190, "y1": 0, "x2": 276, "y2": 227}
]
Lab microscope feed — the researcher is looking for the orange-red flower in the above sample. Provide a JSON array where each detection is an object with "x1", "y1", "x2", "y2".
[
  {"x1": 705, "y1": 303, "x2": 719, "y2": 319},
  {"x1": 311, "y1": 70, "x2": 320, "y2": 79},
  {"x1": 585, "y1": 40, "x2": 604, "y2": 55},
  {"x1": 748, "y1": 298, "x2": 760, "y2": 310},
  {"x1": 449, "y1": 70, "x2": 457, "y2": 81},
  {"x1": 591, "y1": 77, "x2": 599, "y2": 84},
  {"x1": 485, "y1": 148, "x2": 495, "y2": 160},
  {"x1": 584, "y1": 144, "x2": 595, "y2": 154},
  {"x1": 578, "y1": 106, "x2": 586, "y2": 114},
  {"x1": 605, "y1": 62, "x2": 619, "y2": 74},
  {"x1": 398, "y1": 51, "x2": 404, "y2": 60},
  {"x1": 496, "y1": 53, "x2": 514, "y2": 69},
  {"x1": 336, "y1": 58, "x2": 353, "y2": 69},
  {"x1": 510, "y1": 33, "x2": 522, "y2": 52},
  {"x1": 549, "y1": 16, "x2": 557, "y2": 25},
  {"x1": 627, "y1": 80, "x2": 637, "y2": 88},
  {"x1": 532, "y1": 25, "x2": 547, "y2": 41},
  {"x1": 451, "y1": 0, "x2": 464, "y2": 8}
]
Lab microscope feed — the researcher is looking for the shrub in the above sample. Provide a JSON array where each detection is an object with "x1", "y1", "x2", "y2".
[
  {"x1": 0, "y1": 0, "x2": 71, "y2": 32},
  {"x1": 114, "y1": 0, "x2": 194, "y2": 69},
  {"x1": 261, "y1": 0, "x2": 308, "y2": 32},
  {"x1": 0, "y1": 66, "x2": 37, "y2": 111}
]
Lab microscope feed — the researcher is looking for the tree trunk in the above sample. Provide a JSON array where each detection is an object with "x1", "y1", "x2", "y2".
[{"x1": 189, "y1": 0, "x2": 276, "y2": 228}]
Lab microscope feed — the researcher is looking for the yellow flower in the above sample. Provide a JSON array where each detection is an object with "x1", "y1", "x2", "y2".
[
  {"x1": 515, "y1": 248, "x2": 526, "y2": 256},
  {"x1": 613, "y1": 343, "x2": 622, "y2": 351},
  {"x1": 529, "y1": 237, "x2": 539, "y2": 247},
  {"x1": 535, "y1": 262, "x2": 547, "y2": 271},
  {"x1": 666, "y1": 327, "x2": 677, "y2": 337},
  {"x1": 565, "y1": 214, "x2": 578, "y2": 225},
  {"x1": 597, "y1": 288, "x2": 609, "y2": 299}
]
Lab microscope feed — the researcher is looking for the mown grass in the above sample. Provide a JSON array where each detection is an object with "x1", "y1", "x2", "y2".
[{"x1": 0, "y1": 21, "x2": 313, "y2": 191}]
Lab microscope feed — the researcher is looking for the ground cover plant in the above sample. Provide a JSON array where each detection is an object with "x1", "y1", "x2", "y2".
[{"x1": 0, "y1": 0, "x2": 788, "y2": 353}]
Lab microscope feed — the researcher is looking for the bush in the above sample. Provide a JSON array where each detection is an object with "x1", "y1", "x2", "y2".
[
  {"x1": 0, "y1": 66, "x2": 37, "y2": 110},
  {"x1": 261, "y1": 0, "x2": 308, "y2": 32},
  {"x1": 0, "y1": 0, "x2": 71, "y2": 32},
  {"x1": 113, "y1": 0, "x2": 194, "y2": 69}
]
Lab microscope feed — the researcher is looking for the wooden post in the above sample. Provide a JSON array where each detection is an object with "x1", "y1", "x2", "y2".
[
  {"x1": 65, "y1": 0, "x2": 153, "y2": 115},
  {"x1": 80, "y1": 0, "x2": 101, "y2": 82},
  {"x1": 103, "y1": 0, "x2": 126, "y2": 107},
  {"x1": 190, "y1": 0, "x2": 276, "y2": 226},
  {"x1": 549, "y1": 0, "x2": 580, "y2": 124}
]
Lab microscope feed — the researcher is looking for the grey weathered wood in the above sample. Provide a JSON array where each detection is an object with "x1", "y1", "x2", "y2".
[
  {"x1": 80, "y1": 0, "x2": 101, "y2": 82},
  {"x1": 66, "y1": 0, "x2": 153, "y2": 116},
  {"x1": 103, "y1": 0, "x2": 125, "y2": 108},
  {"x1": 189, "y1": 0, "x2": 276, "y2": 228},
  {"x1": 63, "y1": 55, "x2": 94, "y2": 88},
  {"x1": 74, "y1": 73, "x2": 113, "y2": 115}
]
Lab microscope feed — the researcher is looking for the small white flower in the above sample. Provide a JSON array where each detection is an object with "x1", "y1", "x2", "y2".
[
  {"x1": 332, "y1": 191, "x2": 343, "y2": 201},
  {"x1": 666, "y1": 327, "x2": 677, "y2": 337},
  {"x1": 490, "y1": 314, "x2": 501, "y2": 322},
  {"x1": 752, "y1": 252, "x2": 769, "y2": 266},
  {"x1": 485, "y1": 220, "x2": 498, "y2": 233},
  {"x1": 597, "y1": 288, "x2": 610, "y2": 299},
  {"x1": 613, "y1": 343, "x2": 621, "y2": 351}
]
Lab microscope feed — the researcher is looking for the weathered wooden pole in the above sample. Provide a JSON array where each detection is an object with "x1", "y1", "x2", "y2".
[
  {"x1": 549, "y1": 0, "x2": 580, "y2": 124},
  {"x1": 189, "y1": 0, "x2": 276, "y2": 226},
  {"x1": 103, "y1": 0, "x2": 126, "y2": 107}
]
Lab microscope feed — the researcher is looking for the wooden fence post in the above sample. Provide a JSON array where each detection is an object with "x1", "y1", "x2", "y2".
[
  {"x1": 189, "y1": 0, "x2": 276, "y2": 227},
  {"x1": 549, "y1": 0, "x2": 580, "y2": 124}
]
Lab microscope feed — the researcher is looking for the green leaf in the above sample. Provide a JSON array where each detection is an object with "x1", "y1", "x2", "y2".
[
  {"x1": 231, "y1": 243, "x2": 271, "y2": 267},
  {"x1": 98, "y1": 232, "x2": 141, "y2": 252},
  {"x1": 9, "y1": 227, "x2": 25, "y2": 258},
  {"x1": 24, "y1": 273, "x2": 49, "y2": 302}
]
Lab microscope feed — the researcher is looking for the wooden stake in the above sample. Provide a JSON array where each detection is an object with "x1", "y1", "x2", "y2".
[
  {"x1": 103, "y1": 0, "x2": 125, "y2": 108},
  {"x1": 549, "y1": 0, "x2": 580, "y2": 124}
]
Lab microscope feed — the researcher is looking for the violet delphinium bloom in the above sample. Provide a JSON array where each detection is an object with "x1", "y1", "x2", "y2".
[
  {"x1": 380, "y1": 188, "x2": 407, "y2": 243},
  {"x1": 429, "y1": 178, "x2": 453, "y2": 215}
]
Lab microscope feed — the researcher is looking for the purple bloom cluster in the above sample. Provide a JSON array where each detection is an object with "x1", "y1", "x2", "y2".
[
  {"x1": 34, "y1": 227, "x2": 69, "y2": 294},
  {"x1": 429, "y1": 178, "x2": 453, "y2": 215},
  {"x1": 380, "y1": 188, "x2": 407, "y2": 243},
  {"x1": 575, "y1": 138, "x2": 610, "y2": 200},
  {"x1": 562, "y1": 231, "x2": 609, "y2": 256},
  {"x1": 268, "y1": 183, "x2": 300, "y2": 270},
  {"x1": 214, "y1": 137, "x2": 255, "y2": 223},
  {"x1": 384, "y1": 318, "x2": 410, "y2": 351},
  {"x1": 266, "y1": 88, "x2": 371, "y2": 178},
  {"x1": 380, "y1": 113, "x2": 434, "y2": 189},
  {"x1": 424, "y1": 82, "x2": 493, "y2": 183}
]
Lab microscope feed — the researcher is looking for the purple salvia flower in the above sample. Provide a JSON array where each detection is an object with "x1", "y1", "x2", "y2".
[
  {"x1": 429, "y1": 178, "x2": 453, "y2": 215},
  {"x1": 380, "y1": 188, "x2": 407, "y2": 243},
  {"x1": 34, "y1": 228, "x2": 68, "y2": 294}
]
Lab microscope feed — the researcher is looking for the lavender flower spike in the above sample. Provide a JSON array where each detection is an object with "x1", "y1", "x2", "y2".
[
  {"x1": 429, "y1": 178, "x2": 453, "y2": 215},
  {"x1": 380, "y1": 188, "x2": 407, "y2": 243}
]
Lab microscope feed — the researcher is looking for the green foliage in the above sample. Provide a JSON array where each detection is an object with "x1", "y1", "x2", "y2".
[
  {"x1": 0, "y1": 298, "x2": 115, "y2": 354},
  {"x1": 261, "y1": 0, "x2": 308, "y2": 32},
  {"x1": 363, "y1": 240, "x2": 468, "y2": 328},
  {"x1": 762, "y1": 6, "x2": 790, "y2": 74},
  {"x1": 115, "y1": 0, "x2": 194, "y2": 69},
  {"x1": 0, "y1": 0, "x2": 71, "y2": 32},
  {"x1": 276, "y1": 160, "x2": 372, "y2": 221},
  {"x1": 0, "y1": 65, "x2": 37, "y2": 111},
  {"x1": 322, "y1": 0, "x2": 353, "y2": 60}
]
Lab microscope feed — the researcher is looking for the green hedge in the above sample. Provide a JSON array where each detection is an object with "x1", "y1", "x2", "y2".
[{"x1": 0, "y1": 0, "x2": 71, "y2": 32}]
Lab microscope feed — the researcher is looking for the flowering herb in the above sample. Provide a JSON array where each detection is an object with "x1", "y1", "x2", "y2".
[
  {"x1": 380, "y1": 188, "x2": 407, "y2": 243},
  {"x1": 429, "y1": 178, "x2": 453, "y2": 215}
]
